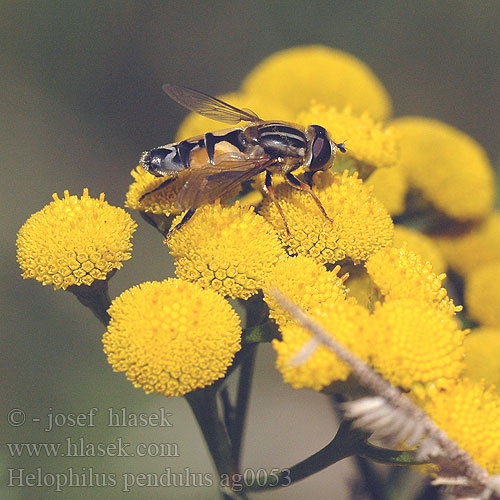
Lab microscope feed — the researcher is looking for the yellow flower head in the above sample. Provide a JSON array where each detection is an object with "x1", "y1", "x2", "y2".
[
  {"x1": 433, "y1": 212, "x2": 500, "y2": 276},
  {"x1": 465, "y1": 262, "x2": 500, "y2": 328},
  {"x1": 16, "y1": 189, "x2": 136, "y2": 290},
  {"x1": 366, "y1": 244, "x2": 459, "y2": 315},
  {"x1": 263, "y1": 254, "x2": 348, "y2": 327},
  {"x1": 242, "y1": 45, "x2": 392, "y2": 121},
  {"x1": 393, "y1": 225, "x2": 446, "y2": 275},
  {"x1": 423, "y1": 379, "x2": 500, "y2": 474},
  {"x1": 365, "y1": 162, "x2": 408, "y2": 216},
  {"x1": 371, "y1": 299, "x2": 466, "y2": 397},
  {"x1": 391, "y1": 117, "x2": 495, "y2": 221},
  {"x1": 260, "y1": 170, "x2": 394, "y2": 265},
  {"x1": 273, "y1": 301, "x2": 370, "y2": 391},
  {"x1": 296, "y1": 104, "x2": 400, "y2": 171},
  {"x1": 102, "y1": 279, "x2": 241, "y2": 397},
  {"x1": 126, "y1": 166, "x2": 186, "y2": 216},
  {"x1": 168, "y1": 202, "x2": 284, "y2": 299},
  {"x1": 464, "y1": 327, "x2": 500, "y2": 390}
]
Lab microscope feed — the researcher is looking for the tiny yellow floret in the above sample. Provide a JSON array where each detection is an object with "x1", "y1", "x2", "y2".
[
  {"x1": 465, "y1": 262, "x2": 500, "y2": 327},
  {"x1": 169, "y1": 202, "x2": 285, "y2": 299},
  {"x1": 16, "y1": 189, "x2": 136, "y2": 290},
  {"x1": 242, "y1": 45, "x2": 392, "y2": 121},
  {"x1": 391, "y1": 117, "x2": 495, "y2": 220},
  {"x1": 423, "y1": 379, "x2": 500, "y2": 474},
  {"x1": 273, "y1": 301, "x2": 371, "y2": 391},
  {"x1": 102, "y1": 279, "x2": 241, "y2": 397},
  {"x1": 371, "y1": 299, "x2": 466, "y2": 396},
  {"x1": 260, "y1": 170, "x2": 394, "y2": 265}
]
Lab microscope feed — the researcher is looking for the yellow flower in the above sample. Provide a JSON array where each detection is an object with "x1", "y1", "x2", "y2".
[
  {"x1": 176, "y1": 91, "x2": 292, "y2": 141},
  {"x1": 16, "y1": 189, "x2": 136, "y2": 290},
  {"x1": 273, "y1": 301, "x2": 370, "y2": 391},
  {"x1": 263, "y1": 254, "x2": 348, "y2": 327},
  {"x1": 242, "y1": 45, "x2": 392, "y2": 121},
  {"x1": 126, "y1": 166, "x2": 186, "y2": 215},
  {"x1": 102, "y1": 279, "x2": 241, "y2": 397},
  {"x1": 370, "y1": 299, "x2": 466, "y2": 397},
  {"x1": 260, "y1": 170, "x2": 394, "y2": 265},
  {"x1": 393, "y1": 225, "x2": 446, "y2": 275},
  {"x1": 366, "y1": 244, "x2": 459, "y2": 315},
  {"x1": 296, "y1": 104, "x2": 400, "y2": 171},
  {"x1": 464, "y1": 327, "x2": 500, "y2": 390},
  {"x1": 391, "y1": 117, "x2": 495, "y2": 221},
  {"x1": 423, "y1": 379, "x2": 500, "y2": 474},
  {"x1": 168, "y1": 202, "x2": 284, "y2": 299},
  {"x1": 465, "y1": 262, "x2": 500, "y2": 327},
  {"x1": 433, "y1": 212, "x2": 500, "y2": 276},
  {"x1": 366, "y1": 163, "x2": 408, "y2": 216}
]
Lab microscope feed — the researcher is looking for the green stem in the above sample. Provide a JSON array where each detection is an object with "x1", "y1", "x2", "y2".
[
  {"x1": 231, "y1": 345, "x2": 257, "y2": 467},
  {"x1": 67, "y1": 276, "x2": 113, "y2": 325},
  {"x1": 245, "y1": 420, "x2": 369, "y2": 491},
  {"x1": 185, "y1": 387, "x2": 237, "y2": 479}
]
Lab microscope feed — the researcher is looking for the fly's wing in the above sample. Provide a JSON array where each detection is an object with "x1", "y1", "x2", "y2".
[
  {"x1": 163, "y1": 84, "x2": 262, "y2": 125},
  {"x1": 175, "y1": 152, "x2": 274, "y2": 210}
]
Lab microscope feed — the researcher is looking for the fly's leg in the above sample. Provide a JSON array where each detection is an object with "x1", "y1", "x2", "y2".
[
  {"x1": 285, "y1": 172, "x2": 333, "y2": 222},
  {"x1": 265, "y1": 170, "x2": 291, "y2": 236},
  {"x1": 165, "y1": 208, "x2": 196, "y2": 241},
  {"x1": 139, "y1": 177, "x2": 177, "y2": 202}
]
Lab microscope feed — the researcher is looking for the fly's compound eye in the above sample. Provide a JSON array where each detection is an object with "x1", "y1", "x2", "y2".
[{"x1": 310, "y1": 134, "x2": 332, "y2": 170}]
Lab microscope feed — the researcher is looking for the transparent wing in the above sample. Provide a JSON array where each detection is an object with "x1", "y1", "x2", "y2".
[
  {"x1": 163, "y1": 84, "x2": 262, "y2": 125},
  {"x1": 175, "y1": 152, "x2": 274, "y2": 210}
]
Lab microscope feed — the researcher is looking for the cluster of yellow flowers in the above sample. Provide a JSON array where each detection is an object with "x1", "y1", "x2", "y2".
[{"x1": 16, "y1": 46, "x2": 500, "y2": 476}]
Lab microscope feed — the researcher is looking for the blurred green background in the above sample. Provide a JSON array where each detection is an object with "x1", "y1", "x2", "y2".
[{"x1": 1, "y1": 1, "x2": 499, "y2": 499}]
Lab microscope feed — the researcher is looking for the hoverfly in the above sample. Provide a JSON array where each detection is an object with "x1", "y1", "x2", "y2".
[{"x1": 139, "y1": 84, "x2": 346, "y2": 236}]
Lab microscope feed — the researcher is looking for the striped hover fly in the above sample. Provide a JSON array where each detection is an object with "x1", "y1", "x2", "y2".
[{"x1": 139, "y1": 84, "x2": 346, "y2": 237}]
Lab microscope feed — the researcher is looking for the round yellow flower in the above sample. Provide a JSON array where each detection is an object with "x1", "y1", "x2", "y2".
[
  {"x1": 296, "y1": 104, "x2": 400, "y2": 171},
  {"x1": 423, "y1": 379, "x2": 500, "y2": 474},
  {"x1": 16, "y1": 189, "x2": 136, "y2": 290},
  {"x1": 391, "y1": 117, "x2": 495, "y2": 220},
  {"x1": 465, "y1": 262, "x2": 500, "y2": 327},
  {"x1": 433, "y1": 212, "x2": 500, "y2": 276},
  {"x1": 168, "y1": 202, "x2": 284, "y2": 299},
  {"x1": 464, "y1": 327, "x2": 500, "y2": 389},
  {"x1": 366, "y1": 245, "x2": 459, "y2": 315},
  {"x1": 102, "y1": 279, "x2": 241, "y2": 397},
  {"x1": 263, "y1": 254, "x2": 348, "y2": 327},
  {"x1": 273, "y1": 301, "x2": 370, "y2": 391},
  {"x1": 242, "y1": 45, "x2": 392, "y2": 120},
  {"x1": 260, "y1": 170, "x2": 394, "y2": 265},
  {"x1": 370, "y1": 299, "x2": 466, "y2": 397},
  {"x1": 393, "y1": 225, "x2": 446, "y2": 275},
  {"x1": 366, "y1": 163, "x2": 408, "y2": 216}
]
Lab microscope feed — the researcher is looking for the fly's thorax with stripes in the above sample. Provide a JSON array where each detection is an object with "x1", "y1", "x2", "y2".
[{"x1": 255, "y1": 122, "x2": 308, "y2": 161}]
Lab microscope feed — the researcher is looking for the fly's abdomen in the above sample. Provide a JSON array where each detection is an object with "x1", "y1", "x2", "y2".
[
  {"x1": 140, "y1": 140, "x2": 201, "y2": 177},
  {"x1": 257, "y1": 123, "x2": 307, "y2": 159}
]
